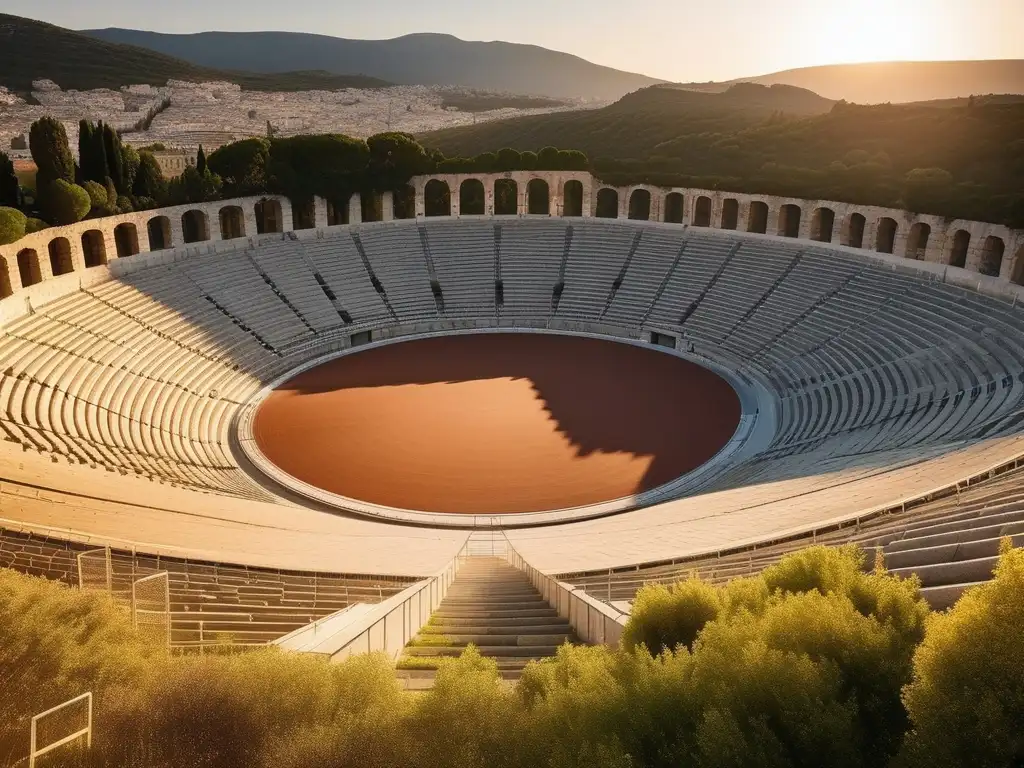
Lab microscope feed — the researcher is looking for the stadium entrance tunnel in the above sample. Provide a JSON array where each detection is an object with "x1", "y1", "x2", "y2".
[{"x1": 237, "y1": 331, "x2": 756, "y2": 527}]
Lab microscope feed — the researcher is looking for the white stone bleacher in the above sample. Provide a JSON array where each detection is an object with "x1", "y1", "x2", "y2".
[
  {"x1": 180, "y1": 253, "x2": 314, "y2": 350},
  {"x1": 1, "y1": 218, "x2": 1024, "y2": 585},
  {"x1": 299, "y1": 235, "x2": 391, "y2": 326},
  {"x1": 603, "y1": 227, "x2": 688, "y2": 326},
  {"x1": 644, "y1": 233, "x2": 738, "y2": 329},
  {"x1": 556, "y1": 220, "x2": 637, "y2": 319},
  {"x1": 498, "y1": 220, "x2": 567, "y2": 318},
  {"x1": 424, "y1": 220, "x2": 496, "y2": 316},
  {"x1": 0, "y1": 526, "x2": 416, "y2": 647},
  {"x1": 356, "y1": 226, "x2": 437, "y2": 319},
  {"x1": 560, "y1": 465, "x2": 1024, "y2": 611},
  {"x1": 248, "y1": 241, "x2": 345, "y2": 335}
]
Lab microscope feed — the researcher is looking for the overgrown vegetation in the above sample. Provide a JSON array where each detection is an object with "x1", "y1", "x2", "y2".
[
  {"x1": 421, "y1": 84, "x2": 1024, "y2": 227},
  {"x1": 4, "y1": 543, "x2": 1024, "y2": 767}
]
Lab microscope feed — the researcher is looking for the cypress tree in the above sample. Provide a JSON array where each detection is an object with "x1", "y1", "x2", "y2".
[
  {"x1": 102, "y1": 124, "x2": 125, "y2": 194},
  {"x1": 196, "y1": 145, "x2": 207, "y2": 175},
  {"x1": 29, "y1": 117, "x2": 75, "y2": 188},
  {"x1": 0, "y1": 152, "x2": 21, "y2": 208},
  {"x1": 77, "y1": 120, "x2": 93, "y2": 181},
  {"x1": 88, "y1": 121, "x2": 108, "y2": 187}
]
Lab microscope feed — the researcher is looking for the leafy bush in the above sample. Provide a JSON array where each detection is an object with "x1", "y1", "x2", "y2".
[
  {"x1": 42, "y1": 179, "x2": 91, "y2": 225},
  {"x1": 0, "y1": 206, "x2": 27, "y2": 244},
  {"x1": 623, "y1": 577, "x2": 722, "y2": 653},
  {"x1": 83, "y1": 180, "x2": 113, "y2": 216},
  {"x1": 25, "y1": 217, "x2": 49, "y2": 234},
  {"x1": 899, "y1": 540, "x2": 1024, "y2": 768}
]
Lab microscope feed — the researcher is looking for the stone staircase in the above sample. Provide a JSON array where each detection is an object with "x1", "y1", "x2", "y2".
[{"x1": 395, "y1": 556, "x2": 575, "y2": 689}]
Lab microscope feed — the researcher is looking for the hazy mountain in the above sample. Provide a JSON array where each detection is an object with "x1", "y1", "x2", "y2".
[
  {"x1": 82, "y1": 27, "x2": 665, "y2": 100},
  {"x1": 682, "y1": 60, "x2": 1024, "y2": 104},
  {"x1": 0, "y1": 14, "x2": 390, "y2": 92}
]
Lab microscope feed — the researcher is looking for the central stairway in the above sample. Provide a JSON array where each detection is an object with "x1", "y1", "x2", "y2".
[{"x1": 395, "y1": 556, "x2": 575, "y2": 689}]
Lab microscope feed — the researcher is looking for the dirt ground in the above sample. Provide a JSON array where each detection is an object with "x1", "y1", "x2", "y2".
[{"x1": 253, "y1": 334, "x2": 741, "y2": 514}]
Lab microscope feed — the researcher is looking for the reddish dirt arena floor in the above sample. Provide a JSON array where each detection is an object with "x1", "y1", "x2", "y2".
[{"x1": 253, "y1": 334, "x2": 741, "y2": 515}]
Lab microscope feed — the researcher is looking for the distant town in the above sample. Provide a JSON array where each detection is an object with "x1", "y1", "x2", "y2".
[{"x1": 0, "y1": 79, "x2": 596, "y2": 177}]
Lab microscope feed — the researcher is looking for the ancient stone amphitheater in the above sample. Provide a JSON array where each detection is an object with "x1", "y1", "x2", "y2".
[{"x1": 2, "y1": 171, "x2": 1023, "y2": 667}]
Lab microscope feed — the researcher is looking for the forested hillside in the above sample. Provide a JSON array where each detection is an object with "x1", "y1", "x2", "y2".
[
  {"x1": 421, "y1": 85, "x2": 1024, "y2": 227},
  {"x1": 0, "y1": 14, "x2": 390, "y2": 92}
]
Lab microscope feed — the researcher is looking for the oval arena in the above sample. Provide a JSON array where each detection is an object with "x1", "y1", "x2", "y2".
[{"x1": 2, "y1": 171, "x2": 1024, "y2": 651}]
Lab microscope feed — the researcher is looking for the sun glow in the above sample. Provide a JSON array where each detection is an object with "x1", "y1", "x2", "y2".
[{"x1": 797, "y1": 0, "x2": 936, "y2": 67}]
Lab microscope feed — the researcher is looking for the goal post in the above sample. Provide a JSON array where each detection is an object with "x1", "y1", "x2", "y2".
[
  {"x1": 76, "y1": 547, "x2": 111, "y2": 592},
  {"x1": 132, "y1": 571, "x2": 171, "y2": 650}
]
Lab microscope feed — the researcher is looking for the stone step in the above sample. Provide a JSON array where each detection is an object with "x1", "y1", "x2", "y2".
[
  {"x1": 415, "y1": 633, "x2": 571, "y2": 646},
  {"x1": 405, "y1": 645, "x2": 560, "y2": 658},
  {"x1": 432, "y1": 608, "x2": 559, "y2": 619},
  {"x1": 439, "y1": 598, "x2": 549, "y2": 609},
  {"x1": 421, "y1": 623, "x2": 571, "y2": 635},
  {"x1": 429, "y1": 614, "x2": 566, "y2": 627}
]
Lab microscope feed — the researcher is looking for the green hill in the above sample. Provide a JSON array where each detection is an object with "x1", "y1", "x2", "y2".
[
  {"x1": 0, "y1": 14, "x2": 390, "y2": 93},
  {"x1": 419, "y1": 84, "x2": 1024, "y2": 227}
]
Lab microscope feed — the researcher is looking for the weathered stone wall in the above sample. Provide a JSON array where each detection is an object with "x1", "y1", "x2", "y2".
[{"x1": 2, "y1": 173, "x2": 1022, "y2": 308}]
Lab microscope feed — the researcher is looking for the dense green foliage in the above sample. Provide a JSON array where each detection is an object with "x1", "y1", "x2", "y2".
[
  {"x1": 422, "y1": 85, "x2": 1024, "y2": 226},
  {"x1": 0, "y1": 207, "x2": 28, "y2": 245},
  {"x1": 0, "y1": 152, "x2": 23, "y2": 208},
  {"x1": 29, "y1": 116, "x2": 76, "y2": 190},
  {"x1": 4, "y1": 543, "x2": 1023, "y2": 768},
  {"x1": 898, "y1": 541, "x2": 1024, "y2": 767},
  {"x1": 43, "y1": 179, "x2": 91, "y2": 225},
  {"x1": 0, "y1": 13, "x2": 392, "y2": 93}
]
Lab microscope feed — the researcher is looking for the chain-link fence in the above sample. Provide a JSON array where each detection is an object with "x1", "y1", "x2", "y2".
[{"x1": 29, "y1": 692, "x2": 92, "y2": 768}]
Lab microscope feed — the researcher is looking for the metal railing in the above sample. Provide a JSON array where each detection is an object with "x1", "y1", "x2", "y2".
[{"x1": 29, "y1": 692, "x2": 92, "y2": 768}]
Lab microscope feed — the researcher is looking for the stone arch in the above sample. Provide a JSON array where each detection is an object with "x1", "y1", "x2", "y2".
[
  {"x1": 114, "y1": 223, "x2": 139, "y2": 258},
  {"x1": 778, "y1": 204, "x2": 801, "y2": 238},
  {"x1": 494, "y1": 179, "x2": 518, "y2": 216},
  {"x1": 292, "y1": 198, "x2": 316, "y2": 230},
  {"x1": 664, "y1": 192, "x2": 684, "y2": 224},
  {"x1": 875, "y1": 217, "x2": 898, "y2": 254},
  {"x1": 842, "y1": 213, "x2": 866, "y2": 248},
  {"x1": 979, "y1": 235, "x2": 1005, "y2": 277},
  {"x1": 693, "y1": 196, "x2": 712, "y2": 227},
  {"x1": 392, "y1": 186, "x2": 416, "y2": 220},
  {"x1": 746, "y1": 201, "x2": 768, "y2": 234},
  {"x1": 424, "y1": 179, "x2": 452, "y2": 217},
  {"x1": 905, "y1": 222, "x2": 931, "y2": 260},
  {"x1": 255, "y1": 198, "x2": 283, "y2": 233},
  {"x1": 1011, "y1": 246, "x2": 1024, "y2": 286},
  {"x1": 48, "y1": 237, "x2": 74, "y2": 276},
  {"x1": 459, "y1": 179, "x2": 485, "y2": 215},
  {"x1": 0, "y1": 256, "x2": 11, "y2": 299},
  {"x1": 182, "y1": 209, "x2": 210, "y2": 244},
  {"x1": 628, "y1": 188, "x2": 651, "y2": 221},
  {"x1": 948, "y1": 229, "x2": 970, "y2": 268},
  {"x1": 562, "y1": 180, "x2": 584, "y2": 217},
  {"x1": 147, "y1": 216, "x2": 171, "y2": 250},
  {"x1": 361, "y1": 192, "x2": 383, "y2": 223},
  {"x1": 720, "y1": 198, "x2": 739, "y2": 230},
  {"x1": 326, "y1": 199, "x2": 349, "y2": 226},
  {"x1": 81, "y1": 230, "x2": 107, "y2": 268},
  {"x1": 17, "y1": 249, "x2": 42, "y2": 287},
  {"x1": 219, "y1": 206, "x2": 246, "y2": 239},
  {"x1": 527, "y1": 179, "x2": 550, "y2": 215},
  {"x1": 595, "y1": 187, "x2": 619, "y2": 219},
  {"x1": 811, "y1": 207, "x2": 835, "y2": 242}
]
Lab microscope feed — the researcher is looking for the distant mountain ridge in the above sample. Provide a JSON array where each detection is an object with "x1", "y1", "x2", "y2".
[
  {"x1": 0, "y1": 14, "x2": 390, "y2": 92},
  {"x1": 682, "y1": 60, "x2": 1024, "y2": 104},
  {"x1": 82, "y1": 28, "x2": 665, "y2": 100}
]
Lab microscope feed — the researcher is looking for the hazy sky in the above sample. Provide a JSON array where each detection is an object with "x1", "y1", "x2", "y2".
[{"x1": 9, "y1": 0, "x2": 1023, "y2": 82}]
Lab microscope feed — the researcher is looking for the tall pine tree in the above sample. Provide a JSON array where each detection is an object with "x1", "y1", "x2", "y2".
[
  {"x1": 29, "y1": 117, "x2": 75, "y2": 189},
  {"x1": 89, "y1": 121, "x2": 108, "y2": 186}
]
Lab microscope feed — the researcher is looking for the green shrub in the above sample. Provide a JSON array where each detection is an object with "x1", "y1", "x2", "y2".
[
  {"x1": 0, "y1": 206, "x2": 27, "y2": 244},
  {"x1": 899, "y1": 540, "x2": 1024, "y2": 768},
  {"x1": 42, "y1": 179, "x2": 91, "y2": 225},
  {"x1": 623, "y1": 577, "x2": 722, "y2": 653},
  {"x1": 25, "y1": 217, "x2": 49, "y2": 234},
  {"x1": 83, "y1": 180, "x2": 112, "y2": 215}
]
